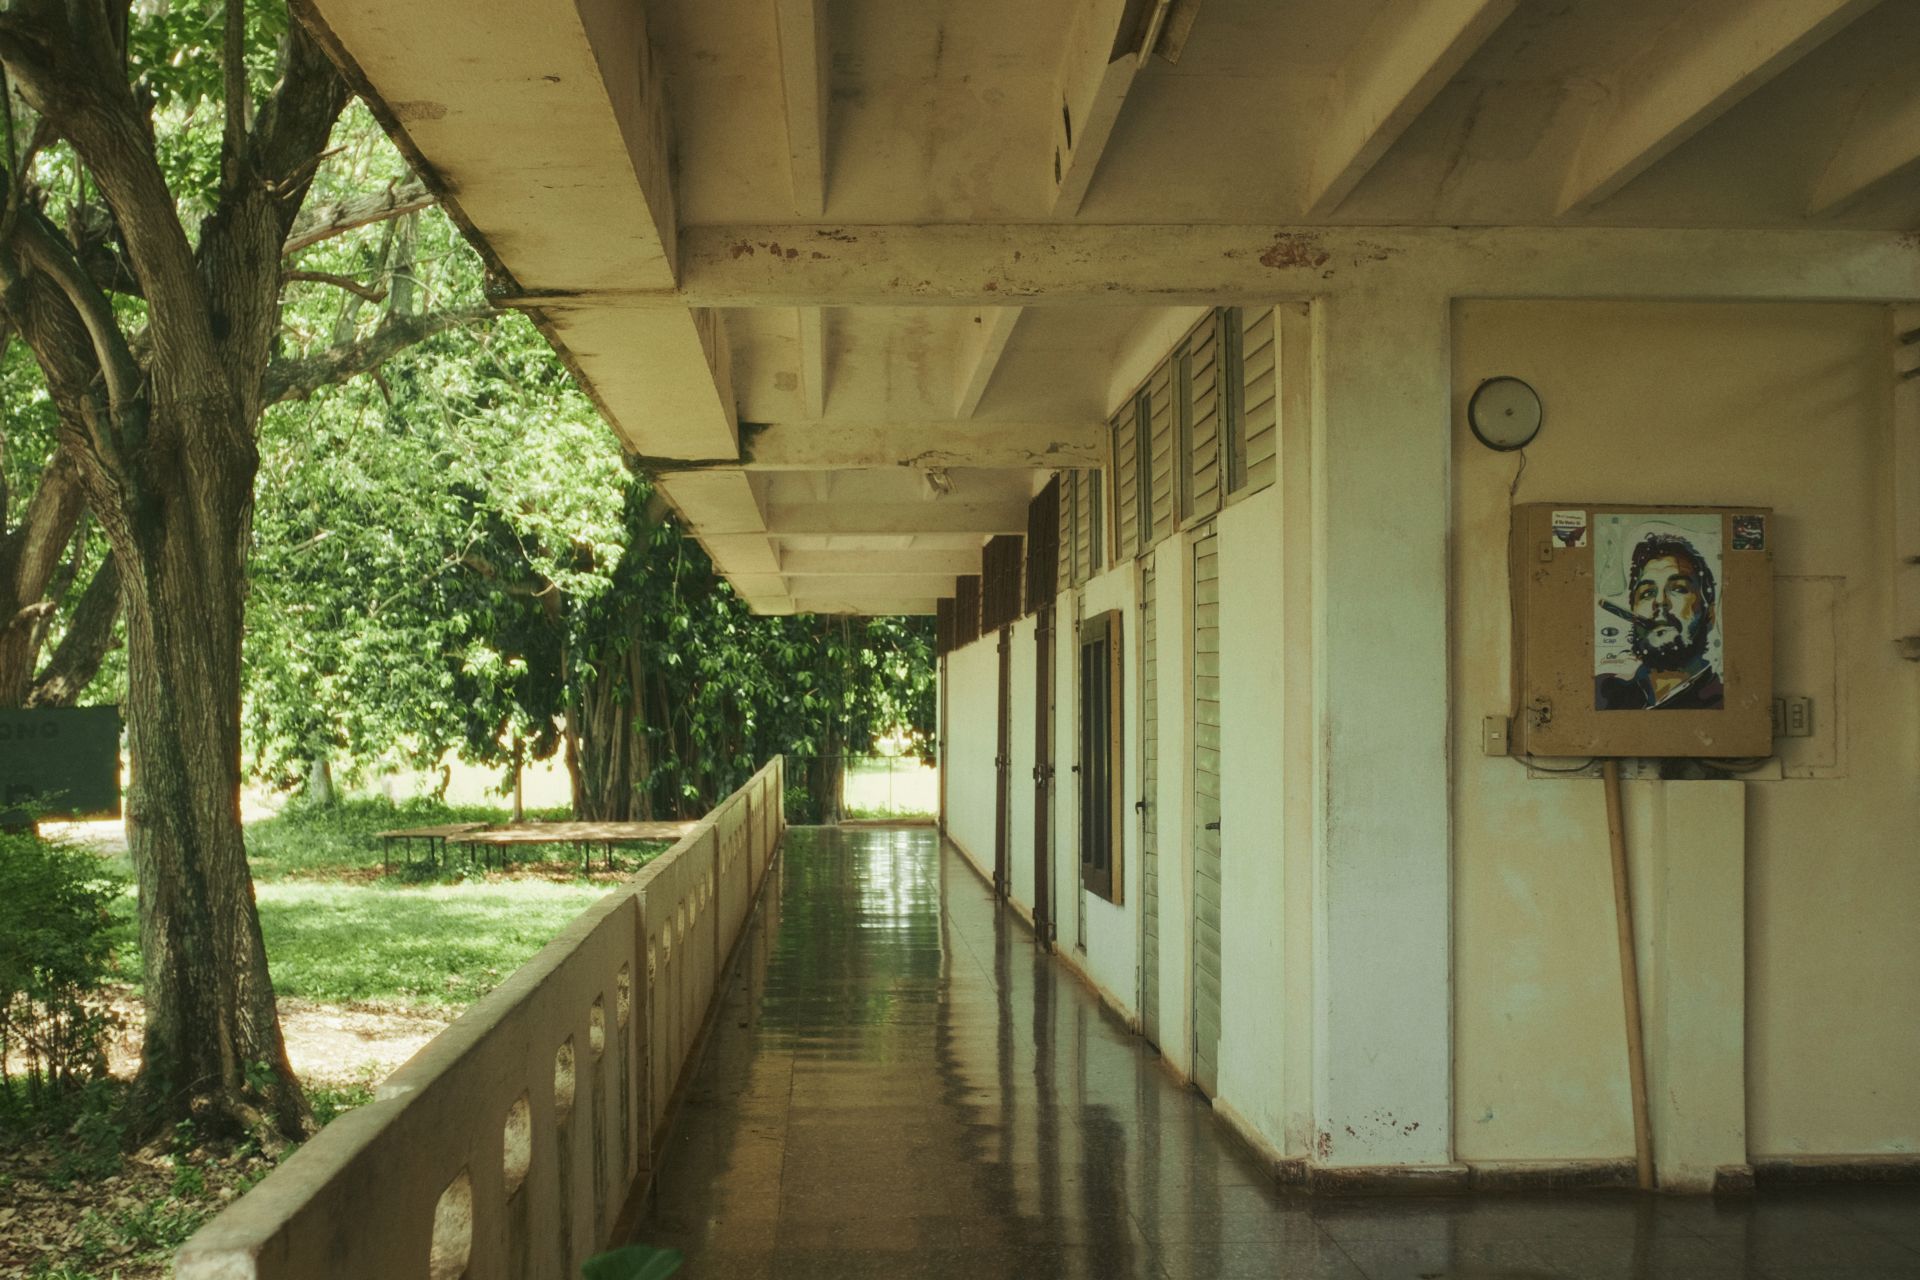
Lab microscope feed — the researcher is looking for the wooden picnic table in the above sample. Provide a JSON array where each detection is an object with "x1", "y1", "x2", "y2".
[
  {"x1": 448, "y1": 820, "x2": 698, "y2": 869},
  {"x1": 374, "y1": 823, "x2": 489, "y2": 870}
]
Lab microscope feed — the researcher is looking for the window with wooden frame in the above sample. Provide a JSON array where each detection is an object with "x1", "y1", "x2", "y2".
[
  {"x1": 1147, "y1": 361, "x2": 1174, "y2": 544},
  {"x1": 935, "y1": 598, "x2": 956, "y2": 657},
  {"x1": 1078, "y1": 609, "x2": 1124, "y2": 905},
  {"x1": 1220, "y1": 306, "x2": 1247, "y2": 495},
  {"x1": 1185, "y1": 312, "x2": 1222, "y2": 522},
  {"x1": 979, "y1": 535, "x2": 1024, "y2": 632},
  {"x1": 1057, "y1": 467, "x2": 1106, "y2": 586},
  {"x1": 1241, "y1": 304, "x2": 1278, "y2": 492},
  {"x1": 954, "y1": 576, "x2": 982, "y2": 647},
  {"x1": 1132, "y1": 388, "x2": 1153, "y2": 555},
  {"x1": 1175, "y1": 344, "x2": 1195, "y2": 521},
  {"x1": 1026, "y1": 479, "x2": 1060, "y2": 613},
  {"x1": 1112, "y1": 406, "x2": 1138, "y2": 562}
]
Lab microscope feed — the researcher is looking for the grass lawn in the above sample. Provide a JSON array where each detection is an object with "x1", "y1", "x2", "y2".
[
  {"x1": 103, "y1": 799, "x2": 668, "y2": 1005},
  {"x1": 255, "y1": 879, "x2": 612, "y2": 1006}
]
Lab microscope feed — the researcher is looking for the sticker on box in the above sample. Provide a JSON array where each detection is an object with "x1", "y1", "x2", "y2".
[
  {"x1": 1550, "y1": 509, "x2": 1588, "y2": 549},
  {"x1": 1732, "y1": 514, "x2": 1765, "y2": 551}
]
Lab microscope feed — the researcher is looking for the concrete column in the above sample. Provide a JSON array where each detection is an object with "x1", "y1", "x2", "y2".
[
  {"x1": 1310, "y1": 291, "x2": 1456, "y2": 1170},
  {"x1": 1641, "y1": 779, "x2": 1749, "y2": 1191}
]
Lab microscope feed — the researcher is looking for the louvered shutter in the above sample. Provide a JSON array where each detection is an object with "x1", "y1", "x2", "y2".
[
  {"x1": 1185, "y1": 315, "x2": 1221, "y2": 521},
  {"x1": 1242, "y1": 305, "x2": 1278, "y2": 493},
  {"x1": 1148, "y1": 359, "x2": 1174, "y2": 543}
]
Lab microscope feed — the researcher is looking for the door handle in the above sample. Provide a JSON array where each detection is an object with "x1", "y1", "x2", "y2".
[
  {"x1": 1204, "y1": 821, "x2": 1221, "y2": 831},
  {"x1": 1134, "y1": 798, "x2": 1147, "y2": 813}
]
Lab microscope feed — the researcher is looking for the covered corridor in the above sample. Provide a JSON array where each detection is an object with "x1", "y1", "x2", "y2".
[{"x1": 631, "y1": 827, "x2": 1920, "y2": 1279}]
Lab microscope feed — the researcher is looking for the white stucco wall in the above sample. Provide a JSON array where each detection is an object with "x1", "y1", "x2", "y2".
[
  {"x1": 943, "y1": 633, "x2": 1001, "y2": 877},
  {"x1": 1212, "y1": 485, "x2": 1289, "y2": 1156},
  {"x1": 1451, "y1": 300, "x2": 1920, "y2": 1164}
]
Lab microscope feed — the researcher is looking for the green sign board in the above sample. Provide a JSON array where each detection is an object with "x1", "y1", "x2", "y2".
[{"x1": 0, "y1": 707, "x2": 122, "y2": 822}]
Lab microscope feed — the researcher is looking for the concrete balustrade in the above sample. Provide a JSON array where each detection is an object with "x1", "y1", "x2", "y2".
[{"x1": 176, "y1": 758, "x2": 787, "y2": 1280}]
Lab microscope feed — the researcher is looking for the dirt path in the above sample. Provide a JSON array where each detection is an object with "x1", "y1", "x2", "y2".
[{"x1": 96, "y1": 989, "x2": 453, "y2": 1086}]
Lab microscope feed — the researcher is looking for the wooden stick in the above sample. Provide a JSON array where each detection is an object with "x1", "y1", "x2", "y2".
[{"x1": 1603, "y1": 759, "x2": 1655, "y2": 1190}]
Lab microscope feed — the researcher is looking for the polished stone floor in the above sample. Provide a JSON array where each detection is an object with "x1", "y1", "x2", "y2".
[{"x1": 633, "y1": 826, "x2": 1920, "y2": 1279}]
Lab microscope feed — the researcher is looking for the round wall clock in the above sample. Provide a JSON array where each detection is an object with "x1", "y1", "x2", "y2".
[{"x1": 1467, "y1": 376, "x2": 1543, "y2": 452}]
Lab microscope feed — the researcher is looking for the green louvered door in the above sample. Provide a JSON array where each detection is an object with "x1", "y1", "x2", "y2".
[
  {"x1": 1140, "y1": 559, "x2": 1161, "y2": 1048},
  {"x1": 1191, "y1": 529, "x2": 1222, "y2": 1097}
]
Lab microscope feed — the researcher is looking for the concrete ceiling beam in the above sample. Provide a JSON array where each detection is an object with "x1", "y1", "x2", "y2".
[
  {"x1": 779, "y1": 549, "x2": 982, "y2": 577},
  {"x1": 731, "y1": 419, "x2": 1105, "y2": 471},
  {"x1": 655, "y1": 470, "x2": 767, "y2": 536},
  {"x1": 773, "y1": 0, "x2": 829, "y2": 218},
  {"x1": 953, "y1": 307, "x2": 1025, "y2": 419},
  {"x1": 1808, "y1": 81, "x2": 1920, "y2": 217},
  {"x1": 1304, "y1": 0, "x2": 1518, "y2": 217},
  {"x1": 698, "y1": 534, "x2": 783, "y2": 575},
  {"x1": 1051, "y1": 0, "x2": 1159, "y2": 218},
  {"x1": 789, "y1": 595, "x2": 939, "y2": 617},
  {"x1": 765, "y1": 501, "x2": 1029, "y2": 537},
  {"x1": 1556, "y1": 0, "x2": 1880, "y2": 216},
  {"x1": 783, "y1": 574, "x2": 958, "y2": 599},
  {"x1": 638, "y1": 224, "x2": 1920, "y2": 307},
  {"x1": 796, "y1": 307, "x2": 828, "y2": 418}
]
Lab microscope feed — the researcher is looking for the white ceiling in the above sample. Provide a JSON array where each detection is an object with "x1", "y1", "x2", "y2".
[{"x1": 302, "y1": 0, "x2": 1920, "y2": 614}]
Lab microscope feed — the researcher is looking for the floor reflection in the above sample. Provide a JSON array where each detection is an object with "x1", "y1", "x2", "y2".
[{"x1": 635, "y1": 826, "x2": 1920, "y2": 1279}]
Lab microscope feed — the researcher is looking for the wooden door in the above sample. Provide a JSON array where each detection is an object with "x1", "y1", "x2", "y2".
[
  {"x1": 993, "y1": 626, "x2": 1012, "y2": 899},
  {"x1": 1191, "y1": 530, "x2": 1222, "y2": 1097},
  {"x1": 1033, "y1": 606, "x2": 1055, "y2": 947},
  {"x1": 1140, "y1": 559, "x2": 1162, "y2": 1048}
]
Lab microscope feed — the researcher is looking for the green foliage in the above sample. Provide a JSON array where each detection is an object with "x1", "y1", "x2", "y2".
[
  {"x1": 307, "y1": 1076, "x2": 379, "y2": 1127},
  {"x1": 246, "y1": 241, "x2": 939, "y2": 815},
  {"x1": 245, "y1": 180, "x2": 624, "y2": 785},
  {"x1": 0, "y1": 834, "x2": 127, "y2": 1112},
  {"x1": 583, "y1": 1245, "x2": 685, "y2": 1280}
]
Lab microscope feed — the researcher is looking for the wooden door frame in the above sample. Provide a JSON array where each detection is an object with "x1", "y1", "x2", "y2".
[
  {"x1": 1137, "y1": 555, "x2": 1157, "y2": 1046},
  {"x1": 993, "y1": 625, "x2": 1012, "y2": 899},
  {"x1": 1033, "y1": 605, "x2": 1054, "y2": 948},
  {"x1": 1187, "y1": 523, "x2": 1221, "y2": 1098}
]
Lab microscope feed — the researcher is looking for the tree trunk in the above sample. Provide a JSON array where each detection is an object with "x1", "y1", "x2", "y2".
[
  {"x1": 570, "y1": 643, "x2": 650, "y2": 822},
  {"x1": 115, "y1": 450, "x2": 306, "y2": 1137},
  {"x1": 306, "y1": 754, "x2": 335, "y2": 806}
]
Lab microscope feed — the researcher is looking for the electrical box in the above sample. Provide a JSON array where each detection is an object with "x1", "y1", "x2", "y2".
[
  {"x1": 0, "y1": 706, "x2": 122, "y2": 822},
  {"x1": 1509, "y1": 504, "x2": 1773, "y2": 759}
]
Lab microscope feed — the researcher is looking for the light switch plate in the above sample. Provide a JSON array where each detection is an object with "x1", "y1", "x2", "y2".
[{"x1": 1483, "y1": 715, "x2": 1510, "y2": 757}]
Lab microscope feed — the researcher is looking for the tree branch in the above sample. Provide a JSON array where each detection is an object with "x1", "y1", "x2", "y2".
[
  {"x1": 282, "y1": 180, "x2": 435, "y2": 258},
  {"x1": 9, "y1": 207, "x2": 141, "y2": 432},
  {"x1": 282, "y1": 269, "x2": 385, "y2": 303},
  {"x1": 0, "y1": 445, "x2": 87, "y2": 608},
  {"x1": 0, "y1": 5, "x2": 213, "y2": 358},
  {"x1": 250, "y1": 16, "x2": 349, "y2": 252},
  {"x1": 27, "y1": 551, "x2": 120, "y2": 708},
  {"x1": 262, "y1": 302, "x2": 494, "y2": 405},
  {"x1": 460, "y1": 551, "x2": 547, "y2": 598},
  {"x1": 223, "y1": 0, "x2": 248, "y2": 166}
]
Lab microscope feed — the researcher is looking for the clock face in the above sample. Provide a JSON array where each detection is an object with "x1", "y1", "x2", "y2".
[{"x1": 1468, "y1": 376, "x2": 1543, "y2": 451}]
